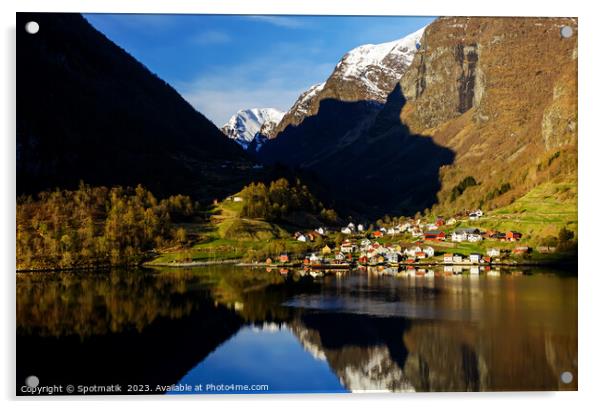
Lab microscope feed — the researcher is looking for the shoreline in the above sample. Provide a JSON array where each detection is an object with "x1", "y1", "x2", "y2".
[{"x1": 17, "y1": 256, "x2": 577, "y2": 273}]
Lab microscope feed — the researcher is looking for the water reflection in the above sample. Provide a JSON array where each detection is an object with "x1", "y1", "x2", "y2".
[
  {"x1": 173, "y1": 324, "x2": 346, "y2": 394},
  {"x1": 16, "y1": 266, "x2": 577, "y2": 394}
]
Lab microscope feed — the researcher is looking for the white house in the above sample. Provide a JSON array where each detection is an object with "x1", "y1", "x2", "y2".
[
  {"x1": 404, "y1": 246, "x2": 422, "y2": 258},
  {"x1": 453, "y1": 255, "x2": 464, "y2": 264},
  {"x1": 426, "y1": 223, "x2": 438, "y2": 231},
  {"x1": 469, "y1": 213, "x2": 479, "y2": 220},
  {"x1": 423, "y1": 246, "x2": 435, "y2": 257},
  {"x1": 233, "y1": 196, "x2": 244, "y2": 202},
  {"x1": 474, "y1": 209, "x2": 484, "y2": 217},
  {"x1": 315, "y1": 227, "x2": 326, "y2": 236},
  {"x1": 467, "y1": 233, "x2": 483, "y2": 242},
  {"x1": 387, "y1": 228, "x2": 397, "y2": 236},
  {"x1": 297, "y1": 234, "x2": 307, "y2": 242},
  {"x1": 347, "y1": 222, "x2": 356, "y2": 230},
  {"x1": 452, "y1": 228, "x2": 480, "y2": 242},
  {"x1": 340, "y1": 241, "x2": 357, "y2": 254},
  {"x1": 451, "y1": 231, "x2": 467, "y2": 242},
  {"x1": 335, "y1": 252, "x2": 345, "y2": 261},
  {"x1": 341, "y1": 227, "x2": 353, "y2": 234},
  {"x1": 487, "y1": 248, "x2": 501, "y2": 257},
  {"x1": 411, "y1": 228, "x2": 424, "y2": 238},
  {"x1": 469, "y1": 253, "x2": 482, "y2": 263},
  {"x1": 357, "y1": 224, "x2": 364, "y2": 232},
  {"x1": 443, "y1": 254, "x2": 454, "y2": 264}
]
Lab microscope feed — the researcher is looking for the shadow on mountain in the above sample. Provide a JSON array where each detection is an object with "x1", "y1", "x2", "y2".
[
  {"x1": 257, "y1": 84, "x2": 455, "y2": 218},
  {"x1": 17, "y1": 13, "x2": 253, "y2": 202}
]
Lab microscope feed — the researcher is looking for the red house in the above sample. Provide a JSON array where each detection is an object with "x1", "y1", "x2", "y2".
[
  {"x1": 279, "y1": 254, "x2": 289, "y2": 263},
  {"x1": 373, "y1": 231, "x2": 383, "y2": 238},
  {"x1": 425, "y1": 230, "x2": 446, "y2": 241},
  {"x1": 358, "y1": 256, "x2": 368, "y2": 264},
  {"x1": 506, "y1": 231, "x2": 523, "y2": 241}
]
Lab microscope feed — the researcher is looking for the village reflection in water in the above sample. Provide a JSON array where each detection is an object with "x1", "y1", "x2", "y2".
[{"x1": 16, "y1": 265, "x2": 577, "y2": 393}]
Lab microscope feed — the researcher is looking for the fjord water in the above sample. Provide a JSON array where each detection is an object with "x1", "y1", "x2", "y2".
[{"x1": 16, "y1": 266, "x2": 577, "y2": 394}]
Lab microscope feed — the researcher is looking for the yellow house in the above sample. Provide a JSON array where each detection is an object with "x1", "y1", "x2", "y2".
[{"x1": 322, "y1": 245, "x2": 332, "y2": 255}]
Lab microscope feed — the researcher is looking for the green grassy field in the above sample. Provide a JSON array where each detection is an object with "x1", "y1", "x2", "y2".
[
  {"x1": 147, "y1": 199, "x2": 320, "y2": 264},
  {"x1": 148, "y1": 178, "x2": 577, "y2": 265},
  {"x1": 454, "y1": 179, "x2": 577, "y2": 243}
]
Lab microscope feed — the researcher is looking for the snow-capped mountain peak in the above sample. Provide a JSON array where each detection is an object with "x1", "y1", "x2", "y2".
[
  {"x1": 339, "y1": 27, "x2": 425, "y2": 73},
  {"x1": 334, "y1": 26, "x2": 426, "y2": 99},
  {"x1": 221, "y1": 108, "x2": 284, "y2": 149},
  {"x1": 270, "y1": 26, "x2": 427, "y2": 137}
]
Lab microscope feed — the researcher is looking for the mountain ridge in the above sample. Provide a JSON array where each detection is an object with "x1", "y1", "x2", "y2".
[
  {"x1": 270, "y1": 27, "x2": 426, "y2": 138},
  {"x1": 256, "y1": 17, "x2": 577, "y2": 221},
  {"x1": 17, "y1": 12, "x2": 254, "y2": 202}
]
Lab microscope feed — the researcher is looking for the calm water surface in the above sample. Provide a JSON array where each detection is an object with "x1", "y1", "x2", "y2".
[{"x1": 16, "y1": 266, "x2": 577, "y2": 394}]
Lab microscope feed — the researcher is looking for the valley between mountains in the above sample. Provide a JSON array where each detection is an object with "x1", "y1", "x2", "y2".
[{"x1": 16, "y1": 13, "x2": 577, "y2": 271}]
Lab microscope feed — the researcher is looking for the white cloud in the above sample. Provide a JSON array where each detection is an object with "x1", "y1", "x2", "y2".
[
  {"x1": 191, "y1": 30, "x2": 231, "y2": 45},
  {"x1": 176, "y1": 54, "x2": 334, "y2": 126},
  {"x1": 245, "y1": 15, "x2": 308, "y2": 29},
  {"x1": 185, "y1": 87, "x2": 305, "y2": 127}
]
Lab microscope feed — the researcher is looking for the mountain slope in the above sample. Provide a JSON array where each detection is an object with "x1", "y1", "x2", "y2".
[
  {"x1": 257, "y1": 25, "x2": 454, "y2": 216},
  {"x1": 396, "y1": 17, "x2": 578, "y2": 214},
  {"x1": 17, "y1": 12, "x2": 251, "y2": 200},
  {"x1": 271, "y1": 27, "x2": 425, "y2": 138},
  {"x1": 222, "y1": 108, "x2": 284, "y2": 149},
  {"x1": 259, "y1": 17, "x2": 577, "y2": 221}
]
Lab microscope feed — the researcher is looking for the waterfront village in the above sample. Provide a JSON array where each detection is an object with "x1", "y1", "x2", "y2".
[{"x1": 260, "y1": 209, "x2": 553, "y2": 276}]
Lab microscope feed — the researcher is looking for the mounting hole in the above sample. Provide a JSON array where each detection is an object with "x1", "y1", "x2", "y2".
[
  {"x1": 560, "y1": 26, "x2": 573, "y2": 38},
  {"x1": 560, "y1": 371, "x2": 573, "y2": 384},
  {"x1": 25, "y1": 375, "x2": 39, "y2": 388},
  {"x1": 25, "y1": 21, "x2": 39, "y2": 34}
]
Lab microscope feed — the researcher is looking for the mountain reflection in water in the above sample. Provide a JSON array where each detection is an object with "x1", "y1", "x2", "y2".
[{"x1": 16, "y1": 266, "x2": 577, "y2": 394}]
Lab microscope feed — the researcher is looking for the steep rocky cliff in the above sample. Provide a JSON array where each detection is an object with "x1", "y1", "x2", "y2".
[
  {"x1": 396, "y1": 17, "x2": 578, "y2": 212},
  {"x1": 259, "y1": 17, "x2": 578, "y2": 217}
]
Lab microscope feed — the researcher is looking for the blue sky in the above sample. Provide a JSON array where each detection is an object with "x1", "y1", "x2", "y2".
[{"x1": 85, "y1": 14, "x2": 435, "y2": 126}]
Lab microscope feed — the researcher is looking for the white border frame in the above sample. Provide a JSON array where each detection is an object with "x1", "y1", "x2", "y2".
[{"x1": 2, "y1": 1, "x2": 601, "y2": 408}]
